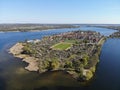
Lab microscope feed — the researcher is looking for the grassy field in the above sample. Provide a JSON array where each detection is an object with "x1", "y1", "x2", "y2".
[
  {"x1": 64, "y1": 40, "x2": 76, "y2": 43},
  {"x1": 51, "y1": 42, "x2": 72, "y2": 50}
]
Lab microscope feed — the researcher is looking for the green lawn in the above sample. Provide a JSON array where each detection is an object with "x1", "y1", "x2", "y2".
[
  {"x1": 52, "y1": 42, "x2": 72, "y2": 50},
  {"x1": 64, "y1": 40, "x2": 76, "y2": 43}
]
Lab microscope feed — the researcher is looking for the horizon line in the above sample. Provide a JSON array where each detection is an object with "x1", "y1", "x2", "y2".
[{"x1": 0, "y1": 23, "x2": 120, "y2": 25}]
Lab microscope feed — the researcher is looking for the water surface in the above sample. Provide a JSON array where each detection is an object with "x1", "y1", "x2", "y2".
[{"x1": 0, "y1": 27, "x2": 120, "y2": 90}]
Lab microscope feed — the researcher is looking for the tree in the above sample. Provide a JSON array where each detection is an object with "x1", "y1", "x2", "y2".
[
  {"x1": 47, "y1": 59, "x2": 60, "y2": 70},
  {"x1": 82, "y1": 55, "x2": 89, "y2": 66},
  {"x1": 64, "y1": 61, "x2": 72, "y2": 68},
  {"x1": 72, "y1": 60, "x2": 82, "y2": 72}
]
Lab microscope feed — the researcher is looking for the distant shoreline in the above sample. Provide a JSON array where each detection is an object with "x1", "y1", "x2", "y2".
[
  {"x1": 0, "y1": 28, "x2": 74, "y2": 33},
  {"x1": 0, "y1": 24, "x2": 79, "y2": 32}
]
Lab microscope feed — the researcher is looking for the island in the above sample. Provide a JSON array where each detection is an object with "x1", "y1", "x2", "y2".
[{"x1": 9, "y1": 30, "x2": 106, "y2": 81}]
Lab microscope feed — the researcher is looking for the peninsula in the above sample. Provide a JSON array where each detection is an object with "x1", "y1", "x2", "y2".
[{"x1": 10, "y1": 30, "x2": 105, "y2": 81}]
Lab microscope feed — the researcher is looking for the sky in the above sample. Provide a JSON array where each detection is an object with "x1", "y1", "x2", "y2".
[{"x1": 0, "y1": 0, "x2": 120, "y2": 24}]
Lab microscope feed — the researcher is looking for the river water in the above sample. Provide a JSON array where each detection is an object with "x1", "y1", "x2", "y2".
[{"x1": 0, "y1": 27, "x2": 120, "y2": 90}]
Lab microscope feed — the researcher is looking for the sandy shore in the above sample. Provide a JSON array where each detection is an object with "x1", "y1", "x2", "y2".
[{"x1": 9, "y1": 43, "x2": 39, "y2": 71}]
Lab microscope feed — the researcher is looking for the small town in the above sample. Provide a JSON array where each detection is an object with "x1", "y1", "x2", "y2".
[{"x1": 10, "y1": 30, "x2": 105, "y2": 81}]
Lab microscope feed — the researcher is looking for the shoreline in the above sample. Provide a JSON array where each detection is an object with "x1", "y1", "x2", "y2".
[
  {"x1": 0, "y1": 26, "x2": 79, "y2": 33},
  {"x1": 9, "y1": 43, "x2": 81, "y2": 79},
  {"x1": 9, "y1": 43, "x2": 39, "y2": 71}
]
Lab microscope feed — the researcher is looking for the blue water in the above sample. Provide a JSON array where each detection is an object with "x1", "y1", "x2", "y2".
[
  {"x1": 0, "y1": 26, "x2": 120, "y2": 90},
  {"x1": 0, "y1": 27, "x2": 116, "y2": 50},
  {"x1": 88, "y1": 38, "x2": 120, "y2": 90},
  {"x1": 80, "y1": 26, "x2": 116, "y2": 36}
]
